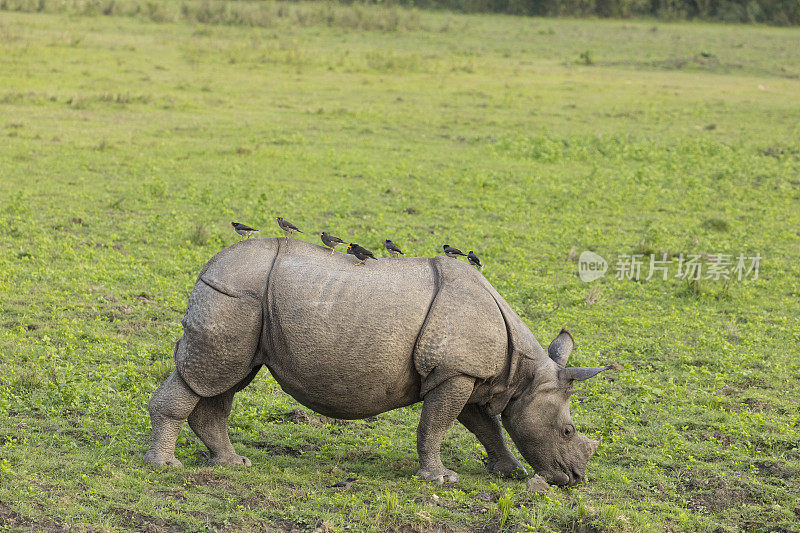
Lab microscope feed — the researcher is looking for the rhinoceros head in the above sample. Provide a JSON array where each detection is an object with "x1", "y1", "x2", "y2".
[{"x1": 501, "y1": 329, "x2": 606, "y2": 486}]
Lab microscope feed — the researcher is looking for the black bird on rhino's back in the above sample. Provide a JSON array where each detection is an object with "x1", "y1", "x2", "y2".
[
  {"x1": 231, "y1": 222, "x2": 258, "y2": 239},
  {"x1": 467, "y1": 250, "x2": 482, "y2": 269},
  {"x1": 443, "y1": 244, "x2": 467, "y2": 259},
  {"x1": 384, "y1": 239, "x2": 404, "y2": 257},
  {"x1": 276, "y1": 217, "x2": 302, "y2": 239},
  {"x1": 347, "y1": 243, "x2": 377, "y2": 266},
  {"x1": 320, "y1": 232, "x2": 346, "y2": 255}
]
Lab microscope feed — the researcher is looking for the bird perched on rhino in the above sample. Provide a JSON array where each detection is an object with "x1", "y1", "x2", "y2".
[
  {"x1": 231, "y1": 222, "x2": 258, "y2": 239},
  {"x1": 467, "y1": 250, "x2": 482, "y2": 269},
  {"x1": 443, "y1": 244, "x2": 467, "y2": 259},
  {"x1": 347, "y1": 243, "x2": 377, "y2": 266},
  {"x1": 384, "y1": 239, "x2": 404, "y2": 257},
  {"x1": 320, "y1": 232, "x2": 346, "y2": 255},
  {"x1": 275, "y1": 217, "x2": 302, "y2": 239}
]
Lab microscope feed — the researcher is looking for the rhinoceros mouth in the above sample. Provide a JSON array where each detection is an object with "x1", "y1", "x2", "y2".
[
  {"x1": 569, "y1": 466, "x2": 584, "y2": 486},
  {"x1": 540, "y1": 448, "x2": 593, "y2": 487},
  {"x1": 541, "y1": 465, "x2": 584, "y2": 487},
  {"x1": 540, "y1": 469, "x2": 571, "y2": 487}
]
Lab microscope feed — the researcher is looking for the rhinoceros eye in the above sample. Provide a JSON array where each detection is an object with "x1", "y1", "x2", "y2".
[{"x1": 562, "y1": 424, "x2": 575, "y2": 438}]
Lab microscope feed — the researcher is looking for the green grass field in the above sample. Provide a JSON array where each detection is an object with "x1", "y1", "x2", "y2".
[{"x1": 1, "y1": 2, "x2": 799, "y2": 531}]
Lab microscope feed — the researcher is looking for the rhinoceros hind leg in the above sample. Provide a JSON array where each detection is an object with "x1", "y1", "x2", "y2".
[
  {"x1": 187, "y1": 366, "x2": 261, "y2": 467},
  {"x1": 415, "y1": 375, "x2": 474, "y2": 484},
  {"x1": 458, "y1": 404, "x2": 527, "y2": 479},
  {"x1": 144, "y1": 370, "x2": 200, "y2": 467}
]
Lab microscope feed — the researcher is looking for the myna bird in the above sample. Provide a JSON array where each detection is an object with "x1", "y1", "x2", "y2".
[
  {"x1": 384, "y1": 239, "x2": 404, "y2": 257},
  {"x1": 467, "y1": 250, "x2": 482, "y2": 269},
  {"x1": 320, "y1": 232, "x2": 345, "y2": 255},
  {"x1": 275, "y1": 217, "x2": 302, "y2": 239},
  {"x1": 330, "y1": 477, "x2": 357, "y2": 491},
  {"x1": 347, "y1": 243, "x2": 377, "y2": 266},
  {"x1": 231, "y1": 222, "x2": 258, "y2": 239},
  {"x1": 443, "y1": 244, "x2": 467, "y2": 259}
]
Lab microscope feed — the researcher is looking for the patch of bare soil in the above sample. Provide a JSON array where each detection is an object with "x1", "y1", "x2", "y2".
[
  {"x1": 677, "y1": 470, "x2": 758, "y2": 511},
  {"x1": 0, "y1": 501, "x2": 64, "y2": 531},
  {"x1": 133, "y1": 293, "x2": 155, "y2": 304},
  {"x1": 183, "y1": 469, "x2": 235, "y2": 490},
  {"x1": 99, "y1": 305, "x2": 134, "y2": 322},
  {"x1": 754, "y1": 460, "x2": 797, "y2": 480},
  {"x1": 272, "y1": 518, "x2": 316, "y2": 532},
  {"x1": 0, "y1": 501, "x2": 25, "y2": 527},
  {"x1": 108, "y1": 506, "x2": 183, "y2": 533},
  {"x1": 742, "y1": 398, "x2": 774, "y2": 412},
  {"x1": 244, "y1": 441, "x2": 318, "y2": 456},
  {"x1": 712, "y1": 432, "x2": 737, "y2": 447},
  {"x1": 157, "y1": 490, "x2": 186, "y2": 502}
]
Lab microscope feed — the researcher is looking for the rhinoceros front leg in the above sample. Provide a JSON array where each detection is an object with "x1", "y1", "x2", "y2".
[
  {"x1": 187, "y1": 366, "x2": 261, "y2": 467},
  {"x1": 415, "y1": 375, "x2": 475, "y2": 484},
  {"x1": 144, "y1": 370, "x2": 200, "y2": 467},
  {"x1": 457, "y1": 404, "x2": 527, "y2": 479}
]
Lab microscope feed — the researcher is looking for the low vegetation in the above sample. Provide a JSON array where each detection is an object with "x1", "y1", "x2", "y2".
[
  {"x1": 373, "y1": 0, "x2": 800, "y2": 25},
  {"x1": 1, "y1": 2, "x2": 798, "y2": 531},
  {"x1": 3, "y1": 0, "x2": 799, "y2": 25}
]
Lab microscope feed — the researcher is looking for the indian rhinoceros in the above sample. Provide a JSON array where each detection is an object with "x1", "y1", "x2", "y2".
[{"x1": 144, "y1": 238, "x2": 609, "y2": 486}]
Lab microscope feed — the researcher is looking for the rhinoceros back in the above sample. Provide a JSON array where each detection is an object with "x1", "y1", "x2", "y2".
[
  {"x1": 262, "y1": 241, "x2": 508, "y2": 416},
  {"x1": 176, "y1": 238, "x2": 510, "y2": 416},
  {"x1": 264, "y1": 239, "x2": 437, "y2": 417}
]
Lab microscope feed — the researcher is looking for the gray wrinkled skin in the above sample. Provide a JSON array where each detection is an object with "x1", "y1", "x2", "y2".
[{"x1": 144, "y1": 238, "x2": 606, "y2": 485}]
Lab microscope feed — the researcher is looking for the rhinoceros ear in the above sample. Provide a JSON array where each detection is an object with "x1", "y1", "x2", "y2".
[
  {"x1": 559, "y1": 366, "x2": 608, "y2": 384},
  {"x1": 548, "y1": 328, "x2": 574, "y2": 367}
]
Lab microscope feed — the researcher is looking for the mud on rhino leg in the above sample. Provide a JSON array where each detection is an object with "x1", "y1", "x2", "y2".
[
  {"x1": 187, "y1": 365, "x2": 261, "y2": 467},
  {"x1": 415, "y1": 375, "x2": 475, "y2": 484},
  {"x1": 457, "y1": 404, "x2": 527, "y2": 478},
  {"x1": 143, "y1": 370, "x2": 200, "y2": 467}
]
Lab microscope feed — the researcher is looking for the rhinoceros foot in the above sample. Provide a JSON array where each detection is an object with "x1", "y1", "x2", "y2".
[
  {"x1": 207, "y1": 453, "x2": 252, "y2": 467},
  {"x1": 143, "y1": 450, "x2": 184, "y2": 468},
  {"x1": 486, "y1": 457, "x2": 527, "y2": 479},
  {"x1": 415, "y1": 467, "x2": 459, "y2": 484}
]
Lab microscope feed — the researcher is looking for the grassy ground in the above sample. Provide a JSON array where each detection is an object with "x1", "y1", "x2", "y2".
[{"x1": 1, "y1": 2, "x2": 799, "y2": 531}]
